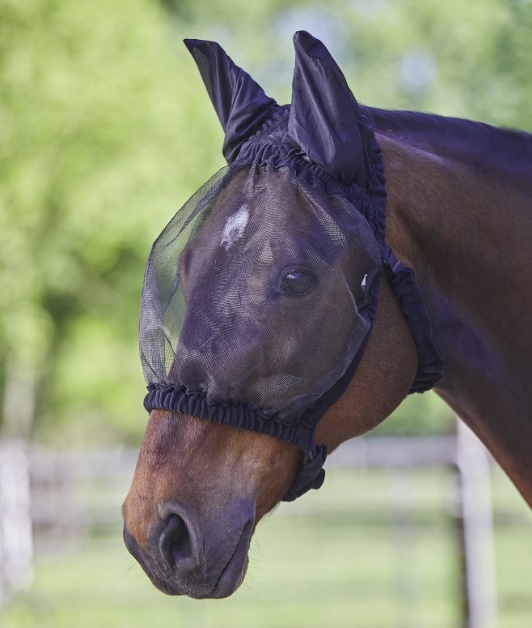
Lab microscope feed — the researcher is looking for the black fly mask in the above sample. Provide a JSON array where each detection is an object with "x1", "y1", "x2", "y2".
[{"x1": 139, "y1": 32, "x2": 443, "y2": 501}]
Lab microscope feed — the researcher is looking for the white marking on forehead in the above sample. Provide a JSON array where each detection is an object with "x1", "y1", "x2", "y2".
[{"x1": 220, "y1": 204, "x2": 249, "y2": 251}]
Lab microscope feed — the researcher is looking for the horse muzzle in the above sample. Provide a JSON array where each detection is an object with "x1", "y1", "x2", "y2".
[
  {"x1": 123, "y1": 499, "x2": 255, "y2": 598},
  {"x1": 122, "y1": 409, "x2": 302, "y2": 597}
]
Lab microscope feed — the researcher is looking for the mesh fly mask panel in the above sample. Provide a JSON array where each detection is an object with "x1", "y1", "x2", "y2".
[
  {"x1": 141, "y1": 166, "x2": 381, "y2": 416},
  {"x1": 139, "y1": 32, "x2": 444, "y2": 501}
]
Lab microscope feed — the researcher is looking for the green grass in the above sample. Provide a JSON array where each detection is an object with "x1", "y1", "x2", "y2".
[{"x1": 2, "y1": 468, "x2": 531, "y2": 628}]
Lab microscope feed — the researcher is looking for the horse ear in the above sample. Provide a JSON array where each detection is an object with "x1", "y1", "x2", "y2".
[
  {"x1": 288, "y1": 31, "x2": 370, "y2": 187},
  {"x1": 184, "y1": 39, "x2": 279, "y2": 163}
]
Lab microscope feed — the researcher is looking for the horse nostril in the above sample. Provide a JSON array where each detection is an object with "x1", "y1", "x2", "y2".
[{"x1": 159, "y1": 513, "x2": 193, "y2": 568}]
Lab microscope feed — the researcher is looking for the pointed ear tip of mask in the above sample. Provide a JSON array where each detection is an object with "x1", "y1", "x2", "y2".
[
  {"x1": 183, "y1": 38, "x2": 197, "y2": 51},
  {"x1": 183, "y1": 38, "x2": 219, "y2": 55},
  {"x1": 293, "y1": 30, "x2": 320, "y2": 49}
]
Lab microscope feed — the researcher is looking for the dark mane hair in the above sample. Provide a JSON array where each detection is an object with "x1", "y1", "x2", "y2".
[{"x1": 364, "y1": 107, "x2": 532, "y2": 192}]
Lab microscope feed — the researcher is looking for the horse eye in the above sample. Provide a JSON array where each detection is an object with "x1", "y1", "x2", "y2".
[{"x1": 278, "y1": 268, "x2": 318, "y2": 298}]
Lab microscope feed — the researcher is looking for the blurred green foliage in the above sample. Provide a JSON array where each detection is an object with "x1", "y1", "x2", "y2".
[{"x1": 1, "y1": 0, "x2": 531, "y2": 445}]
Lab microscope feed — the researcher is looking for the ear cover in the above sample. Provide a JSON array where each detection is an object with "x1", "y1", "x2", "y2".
[
  {"x1": 184, "y1": 39, "x2": 280, "y2": 163},
  {"x1": 288, "y1": 30, "x2": 371, "y2": 188}
]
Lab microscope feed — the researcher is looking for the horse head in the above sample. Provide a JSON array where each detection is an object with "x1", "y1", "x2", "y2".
[{"x1": 122, "y1": 32, "x2": 442, "y2": 598}]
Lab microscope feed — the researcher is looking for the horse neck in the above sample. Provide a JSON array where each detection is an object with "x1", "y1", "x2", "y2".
[{"x1": 379, "y1": 132, "x2": 532, "y2": 506}]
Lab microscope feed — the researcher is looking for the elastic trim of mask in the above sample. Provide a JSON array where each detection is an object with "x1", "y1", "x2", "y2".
[
  {"x1": 282, "y1": 443, "x2": 328, "y2": 502},
  {"x1": 233, "y1": 106, "x2": 387, "y2": 243},
  {"x1": 143, "y1": 383, "x2": 317, "y2": 453},
  {"x1": 381, "y1": 244, "x2": 444, "y2": 392},
  {"x1": 234, "y1": 143, "x2": 372, "y2": 206},
  {"x1": 143, "y1": 383, "x2": 329, "y2": 502}
]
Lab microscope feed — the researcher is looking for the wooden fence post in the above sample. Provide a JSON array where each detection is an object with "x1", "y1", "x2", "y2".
[
  {"x1": 454, "y1": 418, "x2": 497, "y2": 628},
  {"x1": 0, "y1": 441, "x2": 33, "y2": 607}
]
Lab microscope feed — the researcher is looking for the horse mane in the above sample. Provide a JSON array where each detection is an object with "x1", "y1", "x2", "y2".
[{"x1": 364, "y1": 107, "x2": 532, "y2": 193}]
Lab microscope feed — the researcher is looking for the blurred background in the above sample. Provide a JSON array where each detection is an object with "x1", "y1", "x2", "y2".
[{"x1": 0, "y1": 0, "x2": 531, "y2": 626}]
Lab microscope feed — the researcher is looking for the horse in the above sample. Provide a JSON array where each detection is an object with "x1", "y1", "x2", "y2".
[{"x1": 122, "y1": 32, "x2": 532, "y2": 599}]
